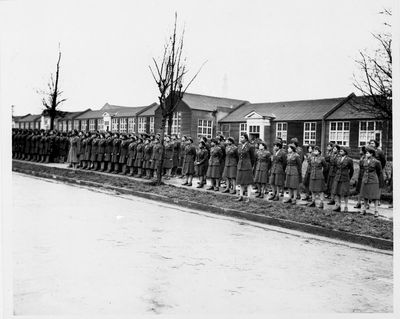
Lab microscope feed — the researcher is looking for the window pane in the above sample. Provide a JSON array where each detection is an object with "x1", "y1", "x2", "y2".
[
  {"x1": 305, "y1": 123, "x2": 310, "y2": 131},
  {"x1": 283, "y1": 123, "x2": 287, "y2": 130},
  {"x1": 337, "y1": 132, "x2": 343, "y2": 141},
  {"x1": 329, "y1": 132, "x2": 336, "y2": 141},
  {"x1": 331, "y1": 122, "x2": 336, "y2": 130},
  {"x1": 368, "y1": 121, "x2": 375, "y2": 130},
  {"x1": 337, "y1": 122, "x2": 343, "y2": 131},
  {"x1": 360, "y1": 122, "x2": 367, "y2": 131},
  {"x1": 344, "y1": 122, "x2": 350, "y2": 131},
  {"x1": 376, "y1": 121, "x2": 383, "y2": 130},
  {"x1": 311, "y1": 122, "x2": 316, "y2": 131},
  {"x1": 277, "y1": 123, "x2": 281, "y2": 130},
  {"x1": 305, "y1": 132, "x2": 309, "y2": 139},
  {"x1": 311, "y1": 132, "x2": 316, "y2": 139}
]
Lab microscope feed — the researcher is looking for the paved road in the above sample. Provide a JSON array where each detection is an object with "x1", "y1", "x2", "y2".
[{"x1": 12, "y1": 173, "x2": 393, "y2": 315}]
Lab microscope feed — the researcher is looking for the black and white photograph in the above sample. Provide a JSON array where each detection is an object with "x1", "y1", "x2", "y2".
[{"x1": 0, "y1": 0, "x2": 398, "y2": 317}]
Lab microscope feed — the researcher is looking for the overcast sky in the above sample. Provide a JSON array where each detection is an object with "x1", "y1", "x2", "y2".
[{"x1": 0, "y1": 0, "x2": 393, "y2": 116}]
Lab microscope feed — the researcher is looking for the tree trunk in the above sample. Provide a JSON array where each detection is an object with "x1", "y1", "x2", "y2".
[
  {"x1": 50, "y1": 114, "x2": 55, "y2": 130},
  {"x1": 156, "y1": 116, "x2": 167, "y2": 185},
  {"x1": 167, "y1": 113, "x2": 173, "y2": 136}
]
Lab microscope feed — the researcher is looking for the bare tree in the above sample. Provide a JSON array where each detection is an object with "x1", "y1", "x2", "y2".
[
  {"x1": 38, "y1": 47, "x2": 67, "y2": 130},
  {"x1": 149, "y1": 13, "x2": 205, "y2": 184},
  {"x1": 352, "y1": 8, "x2": 392, "y2": 121}
]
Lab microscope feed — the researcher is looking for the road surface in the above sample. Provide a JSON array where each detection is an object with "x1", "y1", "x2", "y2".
[{"x1": 11, "y1": 173, "x2": 393, "y2": 315}]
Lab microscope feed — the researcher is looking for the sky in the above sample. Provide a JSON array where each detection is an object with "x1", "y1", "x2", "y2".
[{"x1": 0, "y1": 0, "x2": 393, "y2": 116}]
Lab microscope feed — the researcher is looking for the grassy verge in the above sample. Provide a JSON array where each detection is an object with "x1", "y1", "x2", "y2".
[{"x1": 13, "y1": 160, "x2": 393, "y2": 241}]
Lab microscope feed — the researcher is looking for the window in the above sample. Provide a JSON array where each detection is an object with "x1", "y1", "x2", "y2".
[
  {"x1": 249, "y1": 125, "x2": 260, "y2": 134},
  {"x1": 276, "y1": 122, "x2": 287, "y2": 141},
  {"x1": 89, "y1": 119, "x2": 95, "y2": 131},
  {"x1": 58, "y1": 122, "x2": 63, "y2": 131},
  {"x1": 149, "y1": 117, "x2": 155, "y2": 134},
  {"x1": 97, "y1": 119, "x2": 104, "y2": 131},
  {"x1": 329, "y1": 121, "x2": 350, "y2": 146},
  {"x1": 73, "y1": 120, "x2": 80, "y2": 131},
  {"x1": 81, "y1": 120, "x2": 87, "y2": 131},
  {"x1": 304, "y1": 122, "x2": 316, "y2": 145},
  {"x1": 128, "y1": 118, "x2": 135, "y2": 133},
  {"x1": 138, "y1": 117, "x2": 146, "y2": 133},
  {"x1": 111, "y1": 118, "x2": 118, "y2": 132},
  {"x1": 359, "y1": 121, "x2": 382, "y2": 146},
  {"x1": 239, "y1": 123, "x2": 247, "y2": 136},
  {"x1": 67, "y1": 120, "x2": 72, "y2": 132},
  {"x1": 165, "y1": 112, "x2": 182, "y2": 134},
  {"x1": 119, "y1": 118, "x2": 127, "y2": 133},
  {"x1": 62, "y1": 121, "x2": 67, "y2": 132},
  {"x1": 198, "y1": 119, "x2": 213, "y2": 138},
  {"x1": 221, "y1": 124, "x2": 230, "y2": 137},
  {"x1": 35, "y1": 122, "x2": 40, "y2": 129}
]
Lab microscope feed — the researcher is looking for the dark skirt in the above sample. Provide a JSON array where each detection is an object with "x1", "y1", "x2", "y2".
[
  {"x1": 270, "y1": 172, "x2": 285, "y2": 187},
  {"x1": 79, "y1": 153, "x2": 85, "y2": 161},
  {"x1": 134, "y1": 158, "x2": 143, "y2": 168},
  {"x1": 182, "y1": 161, "x2": 195, "y2": 175},
  {"x1": 223, "y1": 165, "x2": 237, "y2": 179},
  {"x1": 84, "y1": 151, "x2": 91, "y2": 161},
  {"x1": 237, "y1": 169, "x2": 254, "y2": 185},
  {"x1": 119, "y1": 155, "x2": 127, "y2": 164},
  {"x1": 104, "y1": 153, "x2": 111, "y2": 162},
  {"x1": 97, "y1": 154, "x2": 104, "y2": 162},
  {"x1": 207, "y1": 165, "x2": 221, "y2": 179},
  {"x1": 285, "y1": 174, "x2": 299, "y2": 189},
  {"x1": 111, "y1": 154, "x2": 119, "y2": 163},
  {"x1": 163, "y1": 158, "x2": 173, "y2": 169},
  {"x1": 143, "y1": 160, "x2": 152, "y2": 169},
  {"x1": 90, "y1": 152, "x2": 97, "y2": 162},
  {"x1": 326, "y1": 175, "x2": 335, "y2": 193},
  {"x1": 309, "y1": 178, "x2": 327, "y2": 193},
  {"x1": 331, "y1": 180, "x2": 350, "y2": 197},
  {"x1": 172, "y1": 154, "x2": 179, "y2": 167},
  {"x1": 127, "y1": 157, "x2": 135, "y2": 167},
  {"x1": 360, "y1": 182, "x2": 380, "y2": 200},
  {"x1": 254, "y1": 169, "x2": 268, "y2": 184},
  {"x1": 196, "y1": 163, "x2": 207, "y2": 176}
]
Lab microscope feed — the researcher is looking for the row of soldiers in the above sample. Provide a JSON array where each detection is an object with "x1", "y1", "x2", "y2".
[
  {"x1": 13, "y1": 128, "x2": 387, "y2": 215},
  {"x1": 12, "y1": 129, "x2": 71, "y2": 163}
]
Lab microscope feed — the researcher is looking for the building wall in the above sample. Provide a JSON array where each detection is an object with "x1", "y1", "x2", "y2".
[
  {"x1": 154, "y1": 101, "x2": 192, "y2": 137},
  {"x1": 323, "y1": 118, "x2": 392, "y2": 161},
  {"x1": 191, "y1": 109, "x2": 214, "y2": 139}
]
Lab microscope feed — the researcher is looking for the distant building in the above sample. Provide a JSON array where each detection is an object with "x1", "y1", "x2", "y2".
[{"x1": 73, "y1": 102, "x2": 158, "y2": 134}]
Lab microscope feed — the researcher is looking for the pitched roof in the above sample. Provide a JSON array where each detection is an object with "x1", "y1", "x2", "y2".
[
  {"x1": 13, "y1": 114, "x2": 31, "y2": 121},
  {"x1": 113, "y1": 106, "x2": 148, "y2": 117},
  {"x1": 76, "y1": 109, "x2": 104, "y2": 120},
  {"x1": 19, "y1": 114, "x2": 41, "y2": 122},
  {"x1": 137, "y1": 102, "x2": 159, "y2": 116},
  {"x1": 326, "y1": 95, "x2": 384, "y2": 120},
  {"x1": 181, "y1": 92, "x2": 249, "y2": 111},
  {"x1": 61, "y1": 109, "x2": 91, "y2": 120},
  {"x1": 220, "y1": 97, "x2": 347, "y2": 123}
]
